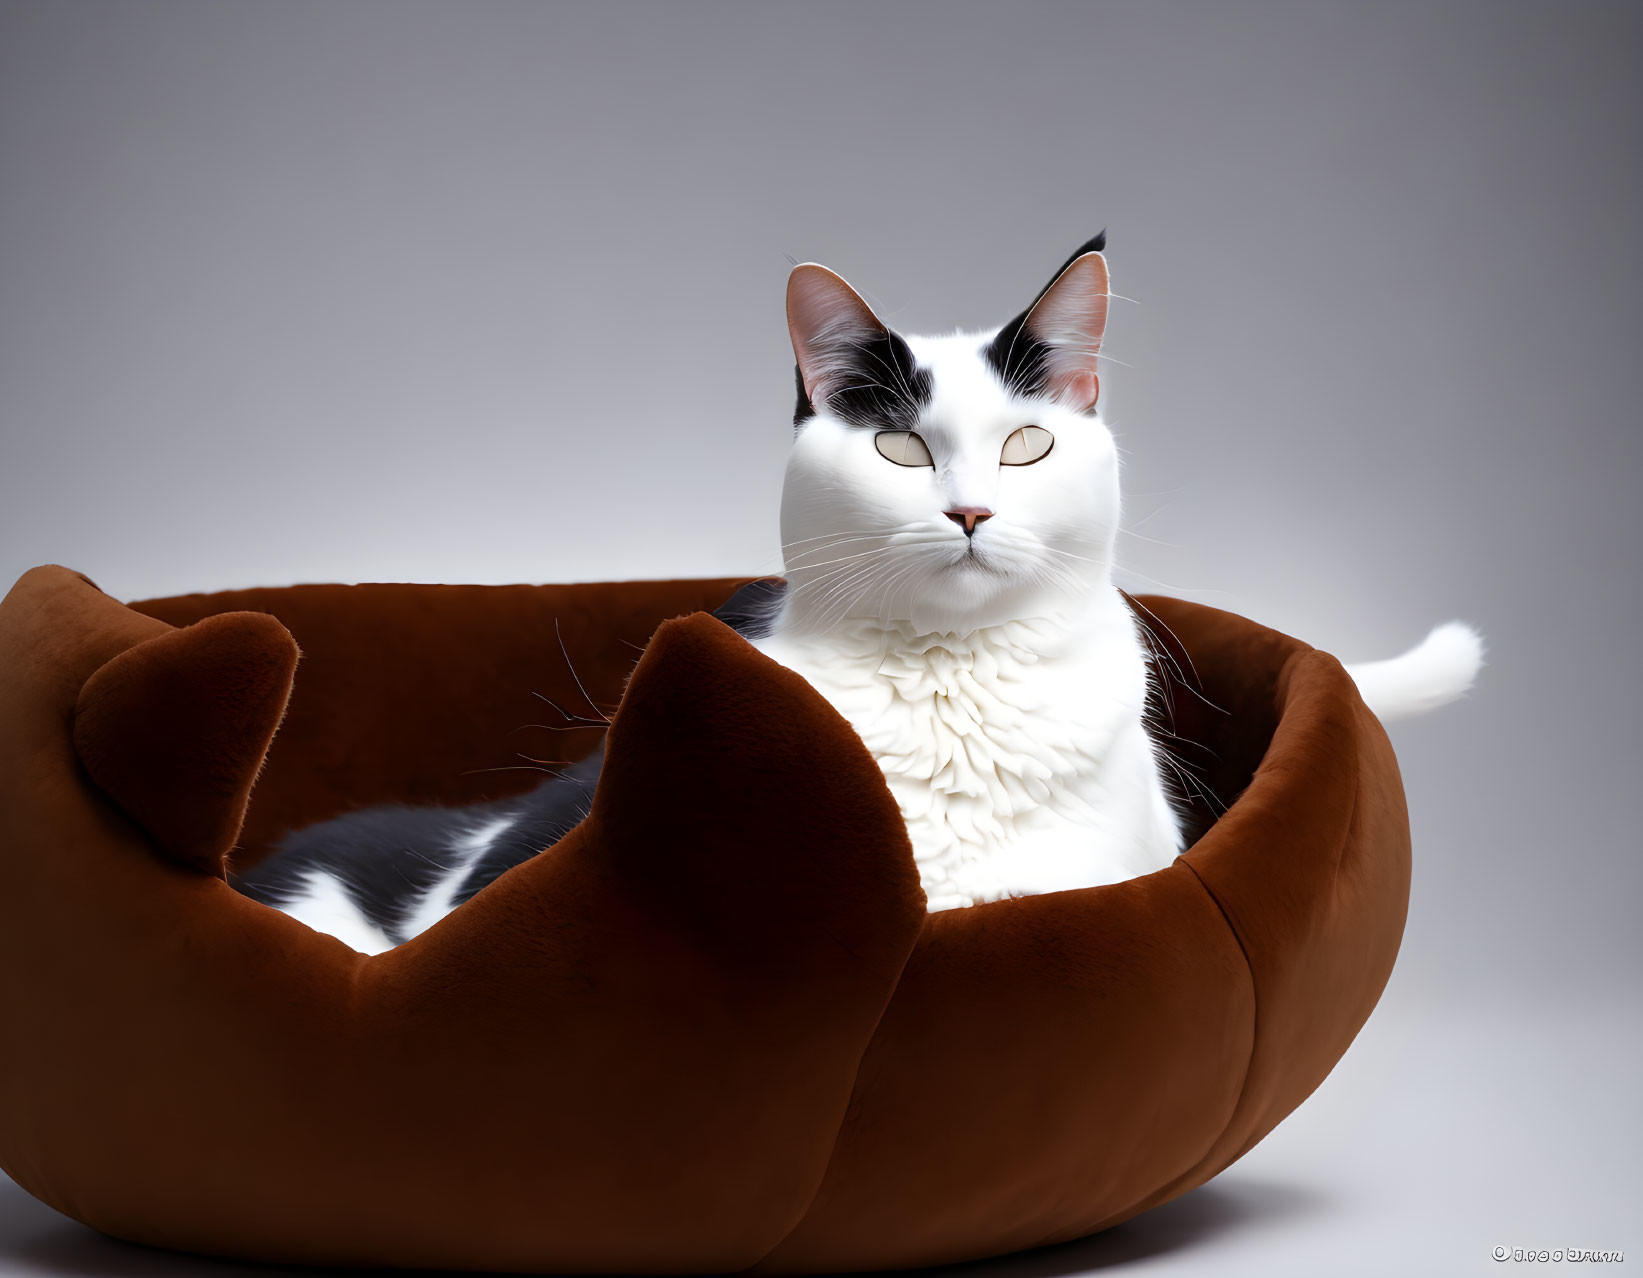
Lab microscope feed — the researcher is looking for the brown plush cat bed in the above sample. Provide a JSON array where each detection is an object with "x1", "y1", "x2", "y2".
[{"x1": 0, "y1": 564, "x2": 1409, "y2": 1273}]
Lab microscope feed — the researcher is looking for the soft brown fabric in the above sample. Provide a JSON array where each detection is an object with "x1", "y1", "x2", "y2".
[
  {"x1": 128, "y1": 577, "x2": 755, "y2": 870},
  {"x1": 73, "y1": 612, "x2": 299, "y2": 874},
  {"x1": 0, "y1": 564, "x2": 1410, "y2": 1273}
]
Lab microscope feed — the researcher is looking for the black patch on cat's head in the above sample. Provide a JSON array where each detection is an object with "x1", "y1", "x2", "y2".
[
  {"x1": 793, "y1": 329, "x2": 933, "y2": 432},
  {"x1": 794, "y1": 365, "x2": 815, "y2": 424},
  {"x1": 985, "y1": 311, "x2": 1055, "y2": 401},
  {"x1": 985, "y1": 230, "x2": 1107, "y2": 400}
]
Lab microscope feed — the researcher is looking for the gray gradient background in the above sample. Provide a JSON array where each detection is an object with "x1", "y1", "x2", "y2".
[{"x1": 0, "y1": 1, "x2": 1638, "y2": 1274}]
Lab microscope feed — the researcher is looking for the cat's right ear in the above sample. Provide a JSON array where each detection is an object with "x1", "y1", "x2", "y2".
[
  {"x1": 987, "y1": 234, "x2": 1110, "y2": 413},
  {"x1": 787, "y1": 264, "x2": 888, "y2": 412}
]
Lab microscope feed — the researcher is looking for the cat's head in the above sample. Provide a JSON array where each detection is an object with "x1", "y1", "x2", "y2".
[{"x1": 780, "y1": 234, "x2": 1118, "y2": 635}]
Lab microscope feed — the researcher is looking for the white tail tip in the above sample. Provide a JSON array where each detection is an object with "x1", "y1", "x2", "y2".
[{"x1": 1344, "y1": 621, "x2": 1486, "y2": 723}]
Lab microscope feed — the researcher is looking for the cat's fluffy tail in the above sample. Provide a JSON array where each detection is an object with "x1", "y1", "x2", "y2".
[{"x1": 1343, "y1": 621, "x2": 1485, "y2": 723}]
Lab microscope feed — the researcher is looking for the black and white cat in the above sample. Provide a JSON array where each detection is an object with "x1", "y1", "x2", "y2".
[{"x1": 237, "y1": 235, "x2": 1483, "y2": 948}]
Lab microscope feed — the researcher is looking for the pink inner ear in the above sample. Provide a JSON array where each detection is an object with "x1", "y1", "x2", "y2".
[
  {"x1": 1050, "y1": 369, "x2": 1100, "y2": 412},
  {"x1": 787, "y1": 264, "x2": 886, "y2": 409},
  {"x1": 1024, "y1": 252, "x2": 1109, "y2": 411}
]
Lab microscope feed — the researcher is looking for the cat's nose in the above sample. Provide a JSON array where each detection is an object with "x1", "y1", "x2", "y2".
[{"x1": 944, "y1": 508, "x2": 994, "y2": 536}]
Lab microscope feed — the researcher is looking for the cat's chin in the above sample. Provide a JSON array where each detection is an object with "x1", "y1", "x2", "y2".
[{"x1": 897, "y1": 557, "x2": 1098, "y2": 635}]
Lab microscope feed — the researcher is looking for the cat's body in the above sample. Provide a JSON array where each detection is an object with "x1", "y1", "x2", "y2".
[
  {"x1": 237, "y1": 234, "x2": 1484, "y2": 950},
  {"x1": 235, "y1": 746, "x2": 605, "y2": 955},
  {"x1": 752, "y1": 592, "x2": 1179, "y2": 912}
]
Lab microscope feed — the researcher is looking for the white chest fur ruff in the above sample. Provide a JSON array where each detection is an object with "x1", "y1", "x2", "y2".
[{"x1": 755, "y1": 592, "x2": 1184, "y2": 911}]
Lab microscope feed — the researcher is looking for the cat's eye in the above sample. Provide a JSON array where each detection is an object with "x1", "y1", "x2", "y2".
[
  {"x1": 1000, "y1": 425, "x2": 1054, "y2": 466},
  {"x1": 874, "y1": 431, "x2": 935, "y2": 467}
]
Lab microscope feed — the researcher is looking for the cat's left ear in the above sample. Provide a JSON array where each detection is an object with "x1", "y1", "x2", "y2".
[{"x1": 989, "y1": 246, "x2": 1110, "y2": 412}]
